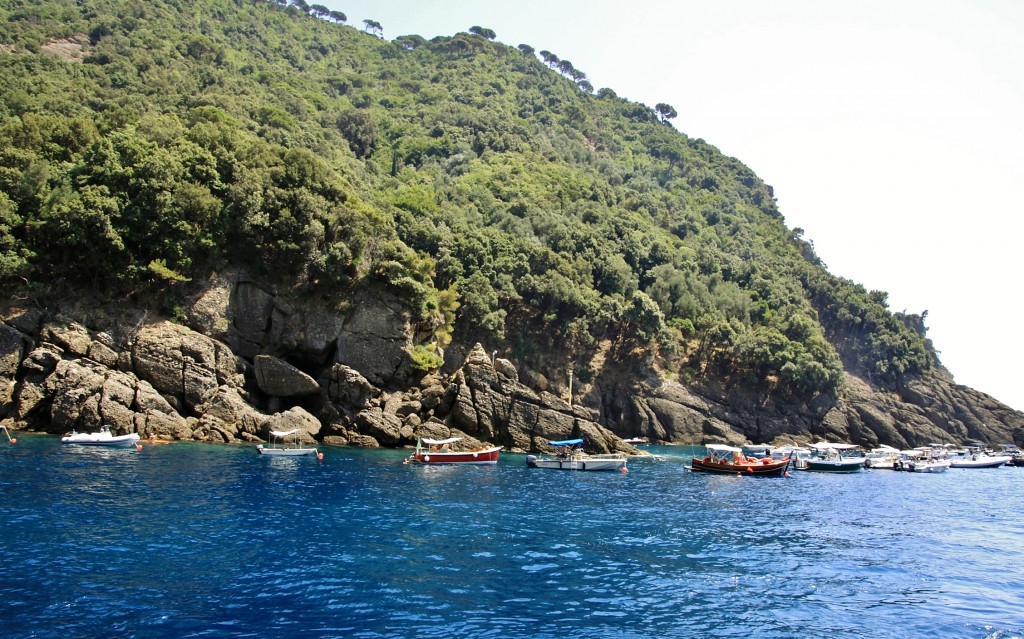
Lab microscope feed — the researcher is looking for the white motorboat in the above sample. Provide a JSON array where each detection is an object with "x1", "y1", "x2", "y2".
[
  {"x1": 894, "y1": 450, "x2": 952, "y2": 473},
  {"x1": 948, "y1": 452, "x2": 1011, "y2": 468},
  {"x1": 61, "y1": 425, "x2": 141, "y2": 447},
  {"x1": 257, "y1": 429, "x2": 321, "y2": 458},
  {"x1": 526, "y1": 438, "x2": 627, "y2": 471},
  {"x1": 794, "y1": 442, "x2": 864, "y2": 472},
  {"x1": 864, "y1": 445, "x2": 901, "y2": 469}
]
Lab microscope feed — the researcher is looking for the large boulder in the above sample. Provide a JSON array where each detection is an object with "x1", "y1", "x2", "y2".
[
  {"x1": 264, "y1": 406, "x2": 321, "y2": 444},
  {"x1": 132, "y1": 321, "x2": 244, "y2": 411},
  {"x1": 254, "y1": 354, "x2": 319, "y2": 397},
  {"x1": 193, "y1": 386, "x2": 268, "y2": 441},
  {"x1": 326, "y1": 363, "x2": 378, "y2": 409}
]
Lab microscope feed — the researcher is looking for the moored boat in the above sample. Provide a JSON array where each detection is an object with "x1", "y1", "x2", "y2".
[
  {"x1": 256, "y1": 429, "x2": 322, "y2": 458},
  {"x1": 864, "y1": 445, "x2": 901, "y2": 469},
  {"x1": 948, "y1": 452, "x2": 1011, "y2": 468},
  {"x1": 406, "y1": 437, "x2": 502, "y2": 465},
  {"x1": 690, "y1": 444, "x2": 791, "y2": 476},
  {"x1": 61, "y1": 425, "x2": 141, "y2": 448},
  {"x1": 894, "y1": 449, "x2": 951, "y2": 473},
  {"x1": 526, "y1": 438, "x2": 626, "y2": 471},
  {"x1": 794, "y1": 442, "x2": 864, "y2": 472}
]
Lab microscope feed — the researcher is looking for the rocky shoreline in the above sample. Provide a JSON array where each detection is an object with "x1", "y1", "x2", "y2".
[{"x1": 2, "y1": 271, "x2": 1021, "y2": 451}]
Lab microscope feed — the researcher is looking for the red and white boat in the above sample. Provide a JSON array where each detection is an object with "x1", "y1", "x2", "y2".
[
  {"x1": 407, "y1": 437, "x2": 502, "y2": 465},
  {"x1": 689, "y1": 444, "x2": 792, "y2": 476}
]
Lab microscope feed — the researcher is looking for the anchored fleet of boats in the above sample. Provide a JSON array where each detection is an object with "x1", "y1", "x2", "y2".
[{"x1": 6, "y1": 423, "x2": 1023, "y2": 476}]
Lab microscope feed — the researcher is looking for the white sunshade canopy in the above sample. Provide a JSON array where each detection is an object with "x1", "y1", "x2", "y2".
[
  {"x1": 811, "y1": 441, "x2": 859, "y2": 450},
  {"x1": 269, "y1": 429, "x2": 300, "y2": 438},
  {"x1": 421, "y1": 437, "x2": 463, "y2": 445},
  {"x1": 705, "y1": 443, "x2": 742, "y2": 452}
]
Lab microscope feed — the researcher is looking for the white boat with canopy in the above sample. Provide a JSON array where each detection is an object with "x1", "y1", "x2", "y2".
[
  {"x1": 526, "y1": 438, "x2": 627, "y2": 471},
  {"x1": 257, "y1": 429, "x2": 321, "y2": 458},
  {"x1": 864, "y1": 445, "x2": 901, "y2": 469}
]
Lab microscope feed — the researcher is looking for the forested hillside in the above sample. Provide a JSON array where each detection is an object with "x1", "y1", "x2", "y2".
[{"x1": 0, "y1": 0, "x2": 936, "y2": 411}]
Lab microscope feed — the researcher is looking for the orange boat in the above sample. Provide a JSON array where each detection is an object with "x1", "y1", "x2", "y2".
[{"x1": 690, "y1": 444, "x2": 791, "y2": 476}]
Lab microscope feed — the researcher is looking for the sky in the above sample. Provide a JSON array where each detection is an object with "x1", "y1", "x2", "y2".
[{"x1": 320, "y1": 0, "x2": 1024, "y2": 411}]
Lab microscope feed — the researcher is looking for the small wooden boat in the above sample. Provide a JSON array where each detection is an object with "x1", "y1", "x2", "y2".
[
  {"x1": 526, "y1": 438, "x2": 627, "y2": 471},
  {"x1": 256, "y1": 429, "x2": 321, "y2": 457},
  {"x1": 61, "y1": 425, "x2": 141, "y2": 448},
  {"x1": 689, "y1": 444, "x2": 791, "y2": 476},
  {"x1": 406, "y1": 437, "x2": 502, "y2": 465}
]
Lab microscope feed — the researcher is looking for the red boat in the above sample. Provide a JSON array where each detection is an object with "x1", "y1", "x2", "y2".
[
  {"x1": 407, "y1": 437, "x2": 502, "y2": 465},
  {"x1": 689, "y1": 444, "x2": 791, "y2": 476}
]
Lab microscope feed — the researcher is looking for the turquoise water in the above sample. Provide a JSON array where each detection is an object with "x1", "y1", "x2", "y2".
[{"x1": 1, "y1": 436, "x2": 1022, "y2": 639}]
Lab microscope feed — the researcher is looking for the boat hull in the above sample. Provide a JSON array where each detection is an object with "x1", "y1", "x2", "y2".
[
  {"x1": 526, "y1": 455, "x2": 626, "y2": 471},
  {"x1": 690, "y1": 457, "x2": 791, "y2": 476},
  {"x1": 949, "y1": 456, "x2": 1010, "y2": 468},
  {"x1": 909, "y1": 461, "x2": 951, "y2": 473},
  {"x1": 797, "y1": 459, "x2": 864, "y2": 472},
  {"x1": 409, "y1": 447, "x2": 502, "y2": 465},
  {"x1": 61, "y1": 433, "x2": 141, "y2": 447},
  {"x1": 257, "y1": 445, "x2": 319, "y2": 456}
]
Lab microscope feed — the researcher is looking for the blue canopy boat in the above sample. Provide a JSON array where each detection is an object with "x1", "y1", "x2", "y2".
[{"x1": 526, "y1": 438, "x2": 627, "y2": 472}]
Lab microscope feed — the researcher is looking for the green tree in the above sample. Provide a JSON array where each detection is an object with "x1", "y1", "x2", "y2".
[{"x1": 655, "y1": 103, "x2": 678, "y2": 123}]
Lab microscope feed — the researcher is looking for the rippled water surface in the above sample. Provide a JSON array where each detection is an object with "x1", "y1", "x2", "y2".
[{"x1": 1, "y1": 436, "x2": 1022, "y2": 638}]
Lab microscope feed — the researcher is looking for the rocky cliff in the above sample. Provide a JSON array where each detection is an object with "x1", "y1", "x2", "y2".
[{"x1": 1, "y1": 273, "x2": 1021, "y2": 451}]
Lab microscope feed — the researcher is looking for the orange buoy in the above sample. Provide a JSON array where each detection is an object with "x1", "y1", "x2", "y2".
[
  {"x1": 317, "y1": 452, "x2": 324, "y2": 460},
  {"x1": 10, "y1": 438, "x2": 16, "y2": 444}
]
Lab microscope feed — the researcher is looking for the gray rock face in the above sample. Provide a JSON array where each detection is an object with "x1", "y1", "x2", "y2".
[
  {"x1": 35, "y1": 357, "x2": 189, "y2": 437},
  {"x1": 187, "y1": 271, "x2": 234, "y2": 338},
  {"x1": 444, "y1": 343, "x2": 630, "y2": 454},
  {"x1": 132, "y1": 321, "x2": 243, "y2": 411},
  {"x1": 254, "y1": 355, "x2": 319, "y2": 397},
  {"x1": 327, "y1": 364, "x2": 377, "y2": 409},
  {"x1": 231, "y1": 280, "x2": 275, "y2": 345},
  {"x1": 335, "y1": 291, "x2": 413, "y2": 386},
  {"x1": 265, "y1": 406, "x2": 321, "y2": 444},
  {"x1": 0, "y1": 323, "x2": 26, "y2": 415},
  {"x1": 194, "y1": 386, "x2": 268, "y2": 441},
  {"x1": 3, "y1": 271, "x2": 1022, "y2": 452}
]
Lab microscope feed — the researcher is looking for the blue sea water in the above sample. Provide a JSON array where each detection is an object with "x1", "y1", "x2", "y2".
[{"x1": 1, "y1": 436, "x2": 1022, "y2": 639}]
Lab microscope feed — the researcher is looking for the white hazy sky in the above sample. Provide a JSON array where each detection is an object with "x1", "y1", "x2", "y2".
[{"x1": 322, "y1": 0, "x2": 1024, "y2": 411}]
